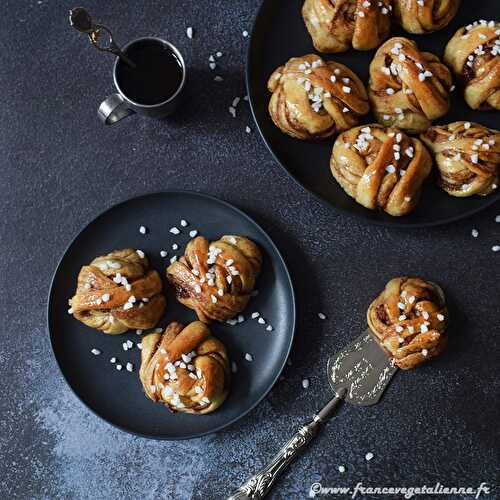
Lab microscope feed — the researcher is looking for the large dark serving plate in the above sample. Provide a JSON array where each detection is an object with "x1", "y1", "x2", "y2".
[
  {"x1": 247, "y1": 0, "x2": 499, "y2": 227},
  {"x1": 48, "y1": 191, "x2": 295, "y2": 439}
]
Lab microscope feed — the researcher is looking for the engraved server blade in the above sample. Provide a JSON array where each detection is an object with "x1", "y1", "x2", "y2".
[
  {"x1": 327, "y1": 329, "x2": 398, "y2": 406},
  {"x1": 227, "y1": 329, "x2": 399, "y2": 499}
]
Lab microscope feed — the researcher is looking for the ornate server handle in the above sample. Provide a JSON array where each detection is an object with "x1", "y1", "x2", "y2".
[{"x1": 227, "y1": 390, "x2": 346, "y2": 500}]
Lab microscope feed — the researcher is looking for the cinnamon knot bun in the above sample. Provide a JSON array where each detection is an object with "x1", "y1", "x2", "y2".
[
  {"x1": 166, "y1": 235, "x2": 262, "y2": 323},
  {"x1": 139, "y1": 321, "x2": 230, "y2": 414},
  {"x1": 393, "y1": 0, "x2": 461, "y2": 34},
  {"x1": 367, "y1": 277, "x2": 448, "y2": 370},
  {"x1": 368, "y1": 37, "x2": 453, "y2": 133},
  {"x1": 444, "y1": 20, "x2": 500, "y2": 110},
  {"x1": 421, "y1": 121, "x2": 499, "y2": 197},
  {"x1": 302, "y1": 0, "x2": 392, "y2": 53},
  {"x1": 268, "y1": 54, "x2": 370, "y2": 140},
  {"x1": 68, "y1": 249, "x2": 166, "y2": 335},
  {"x1": 330, "y1": 124, "x2": 432, "y2": 216}
]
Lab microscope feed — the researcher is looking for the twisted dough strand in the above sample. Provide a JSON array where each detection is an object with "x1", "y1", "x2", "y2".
[
  {"x1": 393, "y1": 0, "x2": 461, "y2": 34},
  {"x1": 302, "y1": 0, "x2": 392, "y2": 53},
  {"x1": 331, "y1": 124, "x2": 432, "y2": 216},
  {"x1": 69, "y1": 249, "x2": 166, "y2": 335},
  {"x1": 268, "y1": 54, "x2": 370, "y2": 140},
  {"x1": 444, "y1": 20, "x2": 500, "y2": 110},
  {"x1": 367, "y1": 277, "x2": 448, "y2": 370},
  {"x1": 140, "y1": 321, "x2": 230, "y2": 414},
  {"x1": 421, "y1": 121, "x2": 499, "y2": 197},
  {"x1": 166, "y1": 235, "x2": 262, "y2": 323},
  {"x1": 368, "y1": 37, "x2": 452, "y2": 133}
]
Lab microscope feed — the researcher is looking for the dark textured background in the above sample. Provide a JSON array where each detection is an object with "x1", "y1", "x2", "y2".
[{"x1": 0, "y1": 1, "x2": 498, "y2": 499}]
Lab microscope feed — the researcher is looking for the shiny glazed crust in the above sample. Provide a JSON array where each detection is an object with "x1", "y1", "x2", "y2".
[
  {"x1": 367, "y1": 277, "x2": 448, "y2": 369},
  {"x1": 393, "y1": 0, "x2": 461, "y2": 34},
  {"x1": 302, "y1": 0, "x2": 392, "y2": 53},
  {"x1": 166, "y1": 235, "x2": 262, "y2": 323},
  {"x1": 368, "y1": 37, "x2": 452, "y2": 133},
  {"x1": 268, "y1": 54, "x2": 370, "y2": 140},
  {"x1": 69, "y1": 249, "x2": 166, "y2": 335},
  {"x1": 421, "y1": 121, "x2": 499, "y2": 197},
  {"x1": 444, "y1": 20, "x2": 500, "y2": 110},
  {"x1": 330, "y1": 124, "x2": 432, "y2": 216},
  {"x1": 139, "y1": 321, "x2": 230, "y2": 414}
]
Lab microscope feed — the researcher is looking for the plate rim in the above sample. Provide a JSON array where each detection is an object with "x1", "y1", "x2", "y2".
[
  {"x1": 47, "y1": 189, "x2": 296, "y2": 440},
  {"x1": 245, "y1": 0, "x2": 500, "y2": 229}
]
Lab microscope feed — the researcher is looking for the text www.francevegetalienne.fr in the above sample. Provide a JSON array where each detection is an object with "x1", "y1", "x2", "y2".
[{"x1": 309, "y1": 481, "x2": 493, "y2": 499}]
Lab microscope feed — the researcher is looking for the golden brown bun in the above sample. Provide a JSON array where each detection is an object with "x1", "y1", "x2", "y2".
[
  {"x1": 166, "y1": 235, "x2": 261, "y2": 323},
  {"x1": 331, "y1": 124, "x2": 432, "y2": 216},
  {"x1": 139, "y1": 321, "x2": 230, "y2": 414},
  {"x1": 69, "y1": 249, "x2": 166, "y2": 335},
  {"x1": 393, "y1": 0, "x2": 460, "y2": 34},
  {"x1": 421, "y1": 121, "x2": 499, "y2": 197},
  {"x1": 444, "y1": 20, "x2": 500, "y2": 111},
  {"x1": 368, "y1": 37, "x2": 453, "y2": 133},
  {"x1": 367, "y1": 277, "x2": 448, "y2": 370},
  {"x1": 302, "y1": 0, "x2": 392, "y2": 53},
  {"x1": 268, "y1": 54, "x2": 370, "y2": 140}
]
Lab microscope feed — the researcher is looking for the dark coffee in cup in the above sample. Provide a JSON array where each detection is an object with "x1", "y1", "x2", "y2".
[
  {"x1": 115, "y1": 38, "x2": 184, "y2": 105},
  {"x1": 98, "y1": 37, "x2": 186, "y2": 125}
]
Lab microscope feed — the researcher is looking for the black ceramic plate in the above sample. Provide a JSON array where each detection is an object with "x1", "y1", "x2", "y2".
[
  {"x1": 48, "y1": 191, "x2": 295, "y2": 439},
  {"x1": 247, "y1": 0, "x2": 499, "y2": 227}
]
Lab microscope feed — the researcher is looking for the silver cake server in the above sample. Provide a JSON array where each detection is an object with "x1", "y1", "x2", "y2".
[{"x1": 227, "y1": 329, "x2": 398, "y2": 500}]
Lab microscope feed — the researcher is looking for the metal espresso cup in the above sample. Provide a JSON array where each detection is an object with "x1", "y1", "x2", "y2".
[{"x1": 98, "y1": 37, "x2": 186, "y2": 125}]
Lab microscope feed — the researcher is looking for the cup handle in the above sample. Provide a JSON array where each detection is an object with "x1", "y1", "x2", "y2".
[{"x1": 98, "y1": 94, "x2": 134, "y2": 125}]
